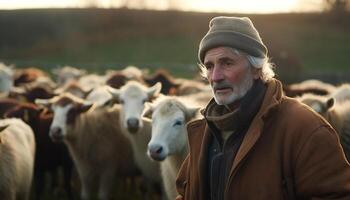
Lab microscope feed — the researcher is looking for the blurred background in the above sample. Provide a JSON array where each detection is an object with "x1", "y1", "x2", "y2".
[
  {"x1": 1, "y1": 1, "x2": 350, "y2": 200},
  {"x1": 1, "y1": 0, "x2": 349, "y2": 83}
]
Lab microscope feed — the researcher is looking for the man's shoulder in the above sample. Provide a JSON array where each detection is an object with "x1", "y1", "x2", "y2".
[
  {"x1": 279, "y1": 96, "x2": 323, "y2": 119},
  {"x1": 272, "y1": 96, "x2": 333, "y2": 133},
  {"x1": 186, "y1": 118, "x2": 206, "y2": 133}
]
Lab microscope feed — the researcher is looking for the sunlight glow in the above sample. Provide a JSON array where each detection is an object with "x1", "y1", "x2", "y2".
[
  {"x1": 0, "y1": 0, "x2": 83, "y2": 9},
  {"x1": 185, "y1": 0, "x2": 299, "y2": 13},
  {"x1": 0, "y1": 0, "x2": 324, "y2": 13}
]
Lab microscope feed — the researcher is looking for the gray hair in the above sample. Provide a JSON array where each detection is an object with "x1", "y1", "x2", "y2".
[{"x1": 198, "y1": 47, "x2": 275, "y2": 83}]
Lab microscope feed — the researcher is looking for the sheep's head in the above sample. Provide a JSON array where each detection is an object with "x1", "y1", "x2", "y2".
[
  {"x1": 108, "y1": 81, "x2": 162, "y2": 134},
  {"x1": 299, "y1": 94, "x2": 335, "y2": 116},
  {"x1": 36, "y1": 93, "x2": 93, "y2": 142}
]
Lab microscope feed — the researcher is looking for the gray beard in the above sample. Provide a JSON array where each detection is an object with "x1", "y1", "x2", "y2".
[{"x1": 212, "y1": 71, "x2": 254, "y2": 105}]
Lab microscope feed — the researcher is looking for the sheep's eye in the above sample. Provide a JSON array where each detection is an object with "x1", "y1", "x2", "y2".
[{"x1": 173, "y1": 120, "x2": 183, "y2": 126}]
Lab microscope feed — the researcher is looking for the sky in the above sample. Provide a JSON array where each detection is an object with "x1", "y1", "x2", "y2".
[{"x1": 0, "y1": 0, "x2": 324, "y2": 13}]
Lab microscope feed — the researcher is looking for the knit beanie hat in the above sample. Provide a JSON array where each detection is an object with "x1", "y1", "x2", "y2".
[{"x1": 198, "y1": 16, "x2": 267, "y2": 63}]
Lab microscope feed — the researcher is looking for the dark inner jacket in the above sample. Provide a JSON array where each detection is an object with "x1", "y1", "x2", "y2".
[{"x1": 204, "y1": 79, "x2": 267, "y2": 200}]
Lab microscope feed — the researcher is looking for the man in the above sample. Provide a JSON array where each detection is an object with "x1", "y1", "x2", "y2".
[{"x1": 175, "y1": 16, "x2": 350, "y2": 200}]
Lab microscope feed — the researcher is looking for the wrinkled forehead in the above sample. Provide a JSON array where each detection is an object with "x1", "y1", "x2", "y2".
[{"x1": 204, "y1": 47, "x2": 243, "y2": 63}]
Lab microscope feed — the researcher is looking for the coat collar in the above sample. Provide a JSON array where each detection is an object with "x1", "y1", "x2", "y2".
[{"x1": 230, "y1": 78, "x2": 283, "y2": 176}]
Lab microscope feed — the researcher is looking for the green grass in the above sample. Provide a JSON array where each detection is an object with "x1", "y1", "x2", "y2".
[{"x1": 1, "y1": 9, "x2": 350, "y2": 81}]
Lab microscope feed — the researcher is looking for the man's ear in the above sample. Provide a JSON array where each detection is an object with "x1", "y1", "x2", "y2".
[{"x1": 251, "y1": 67, "x2": 261, "y2": 80}]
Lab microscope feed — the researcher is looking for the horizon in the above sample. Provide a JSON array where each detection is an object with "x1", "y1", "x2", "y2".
[{"x1": 0, "y1": 0, "x2": 326, "y2": 13}]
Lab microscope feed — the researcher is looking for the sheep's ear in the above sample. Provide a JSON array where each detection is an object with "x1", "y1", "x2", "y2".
[
  {"x1": 35, "y1": 98, "x2": 52, "y2": 107},
  {"x1": 147, "y1": 82, "x2": 162, "y2": 98},
  {"x1": 37, "y1": 106, "x2": 48, "y2": 115},
  {"x1": 107, "y1": 86, "x2": 120, "y2": 101},
  {"x1": 0, "y1": 124, "x2": 9, "y2": 133},
  {"x1": 77, "y1": 102, "x2": 93, "y2": 113},
  {"x1": 10, "y1": 86, "x2": 26, "y2": 95},
  {"x1": 53, "y1": 87, "x2": 63, "y2": 95},
  {"x1": 83, "y1": 88, "x2": 94, "y2": 98},
  {"x1": 326, "y1": 97, "x2": 335, "y2": 110},
  {"x1": 8, "y1": 87, "x2": 26, "y2": 101},
  {"x1": 51, "y1": 67, "x2": 60, "y2": 75},
  {"x1": 0, "y1": 125, "x2": 4, "y2": 142},
  {"x1": 142, "y1": 102, "x2": 154, "y2": 119},
  {"x1": 101, "y1": 95, "x2": 120, "y2": 108},
  {"x1": 186, "y1": 107, "x2": 201, "y2": 120}
]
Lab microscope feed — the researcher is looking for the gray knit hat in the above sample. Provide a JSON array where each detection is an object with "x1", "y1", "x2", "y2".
[{"x1": 198, "y1": 16, "x2": 267, "y2": 63}]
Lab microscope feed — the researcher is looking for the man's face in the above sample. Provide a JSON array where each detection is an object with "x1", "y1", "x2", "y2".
[{"x1": 203, "y1": 47, "x2": 259, "y2": 105}]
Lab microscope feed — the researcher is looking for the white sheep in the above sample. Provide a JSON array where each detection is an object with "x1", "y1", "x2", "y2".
[
  {"x1": 52, "y1": 65, "x2": 87, "y2": 86},
  {"x1": 108, "y1": 81, "x2": 163, "y2": 196},
  {"x1": 0, "y1": 63, "x2": 14, "y2": 96},
  {"x1": 330, "y1": 84, "x2": 350, "y2": 104},
  {"x1": 0, "y1": 118, "x2": 35, "y2": 200},
  {"x1": 145, "y1": 96, "x2": 202, "y2": 200}
]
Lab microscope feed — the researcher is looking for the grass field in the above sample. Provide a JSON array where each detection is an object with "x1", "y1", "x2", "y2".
[{"x1": 0, "y1": 9, "x2": 349, "y2": 81}]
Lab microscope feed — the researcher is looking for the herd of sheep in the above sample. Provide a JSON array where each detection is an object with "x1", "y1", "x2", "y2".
[{"x1": 0, "y1": 62, "x2": 349, "y2": 200}]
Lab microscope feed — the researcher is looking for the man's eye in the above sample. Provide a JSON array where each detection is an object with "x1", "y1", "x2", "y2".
[
  {"x1": 223, "y1": 60, "x2": 234, "y2": 66},
  {"x1": 205, "y1": 65, "x2": 213, "y2": 70}
]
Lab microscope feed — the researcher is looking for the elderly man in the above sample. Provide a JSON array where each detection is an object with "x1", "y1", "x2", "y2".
[{"x1": 175, "y1": 16, "x2": 350, "y2": 200}]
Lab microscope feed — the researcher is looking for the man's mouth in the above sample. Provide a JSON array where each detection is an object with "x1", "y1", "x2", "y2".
[{"x1": 215, "y1": 87, "x2": 232, "y2": 94}]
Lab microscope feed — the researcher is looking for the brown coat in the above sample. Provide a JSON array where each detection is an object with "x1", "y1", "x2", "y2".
[{"x1": 176, "y1": 79, "x2": 350, "y2": 200}]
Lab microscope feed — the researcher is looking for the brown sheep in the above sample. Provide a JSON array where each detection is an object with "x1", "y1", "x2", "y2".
[
  {"x1": 143, "y1": 69, "x2": 180, "y2": 95},
  {"x1": 4, "y1": 103, "x2": 74, "y2": 199},
  {"x1": 36, "y1": 93, "x2": 138, "y2": 200},
  {"x1": 14, "y1": 68, "x2": 49, "y2": 86}
]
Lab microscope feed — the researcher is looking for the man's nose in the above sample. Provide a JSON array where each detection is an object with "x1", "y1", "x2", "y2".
[{"x1": 211, "y1": 66, "x2": 224, "y2": 82}]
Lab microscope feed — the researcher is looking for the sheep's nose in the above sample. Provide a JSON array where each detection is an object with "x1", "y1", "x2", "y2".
[
  {"x1": 127, "y1": 118, "x2": 139, "y2": 133},
  {"x1": 50, "y1": 127, "x2": 64, "y2": 142},
  {"x1": 148, "y1": 144, "x2": 165, "y2": 161}
]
